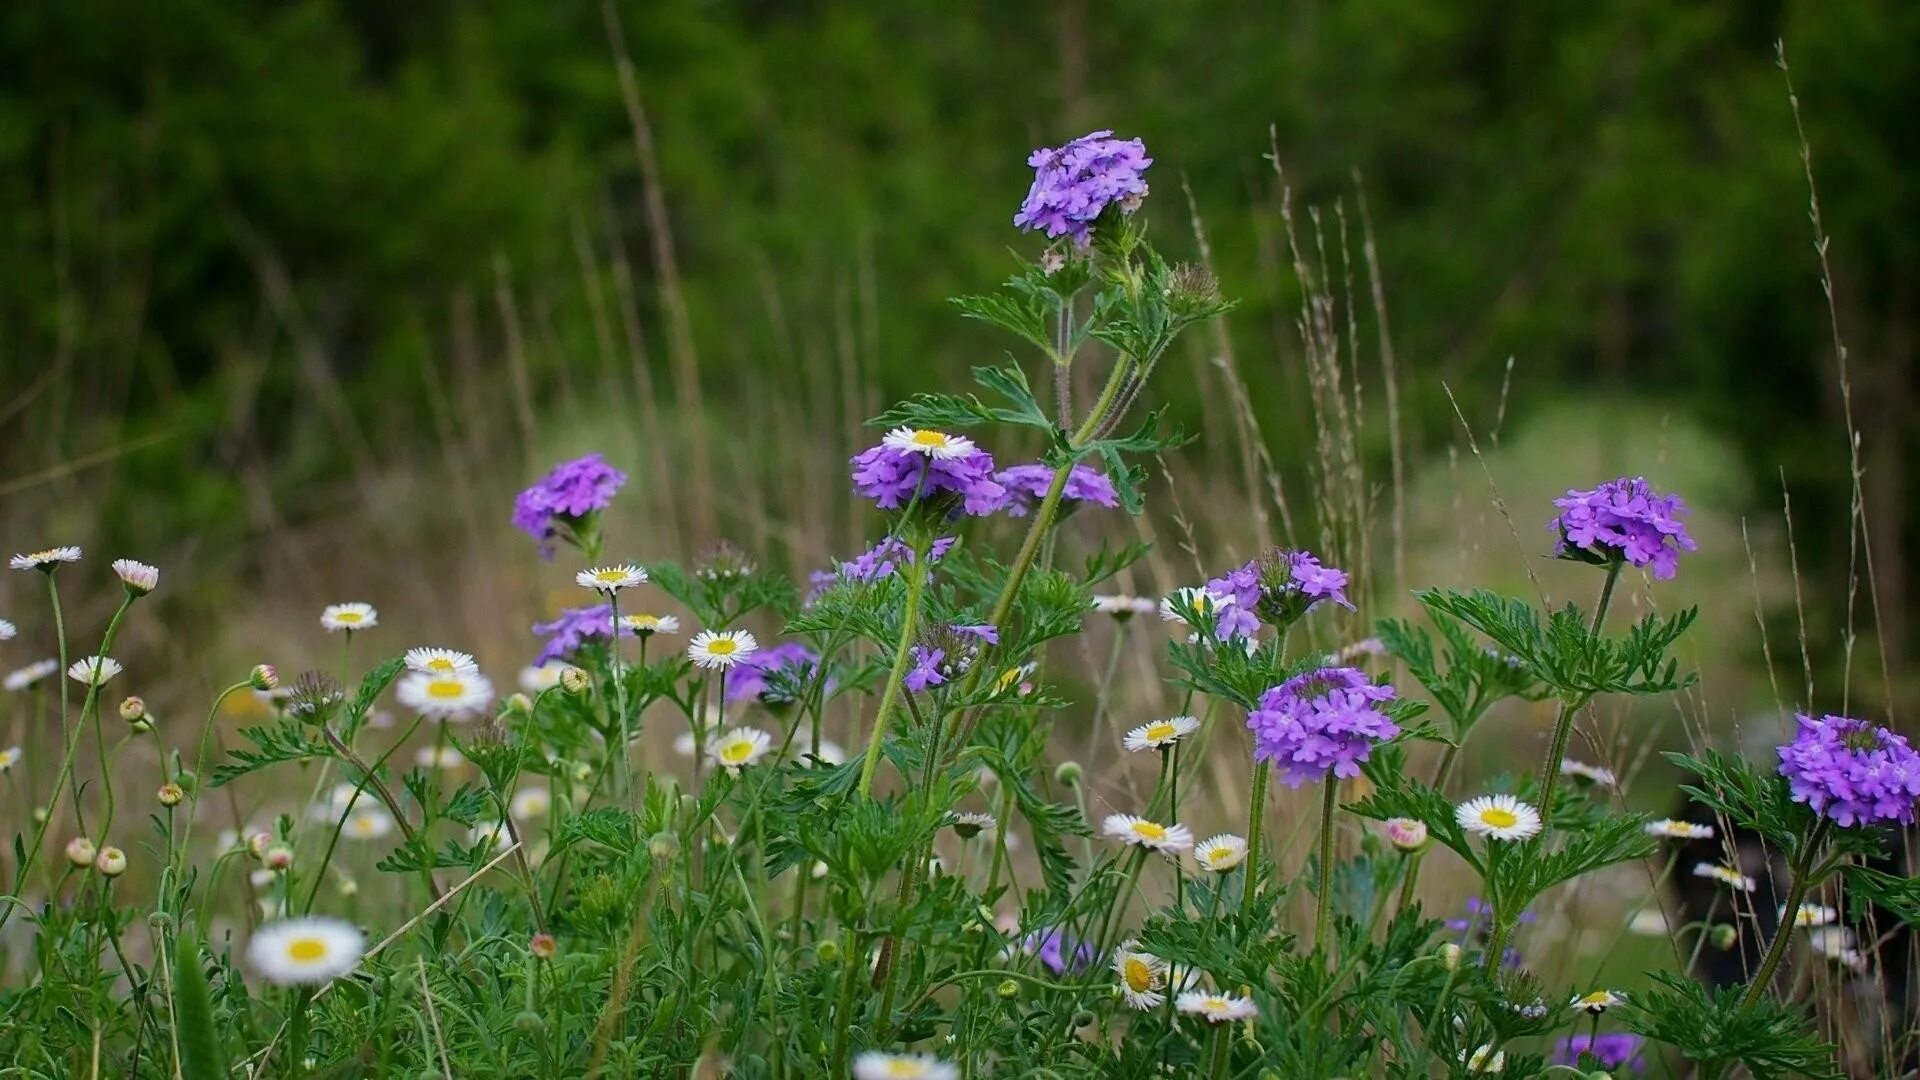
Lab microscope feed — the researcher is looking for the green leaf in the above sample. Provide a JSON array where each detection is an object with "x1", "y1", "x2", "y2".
[
  {"x1": 350, "y1": 656, "x2": 407, "y2": 721},
  {"x1": 173, "y1": 932, "x2": 226, "y2": 1079},
  {"x1": 210, "y1": 721, "x2": 335, "y2": 787}
]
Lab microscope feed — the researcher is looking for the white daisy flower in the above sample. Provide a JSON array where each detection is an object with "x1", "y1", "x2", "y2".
[
  {"x1": 469, "y1": 821, "x2": 512, "y2": 851},
  {"x1": 1123, "y1": 714, "x2": 1201, "y2": 753},
  {"x1": 1174, "y1": 991, "x2": 1258, "y2": 1023},
  {"x1": 1101, "y1": 814, "x2": 1193, "y2": 854},
  {"x1": 404, "y1": 647, "x2": 478, "y2": 675},
  {"x1": 1809, "y1": 927, "x2": 1869, "y2": 973},
  {"x1": 1628, "y1": 907, "x2": 1671, "y2": 935},
  {"x1": 111, "y1": 558, "x2": 160, "y2": 595},
  {"x1": 1782, "y1": 902, "x2": 1838, "y2": 928},
  {"x1": 1193, "y1": 833, "x2": 1249, "y2": 872},
  {"x1": 851, "y1": 1051, "x2": 958, "y2": 1080},
  {"x1": 0, "y1": 618, "x2": 15, "y2": 640},
  {"x1": 1692, "y1": 862, "x2": 1757, "y2": 893},
  {"x1": 414, "y1": 745, "x2": 465, "y2": 770},
  {"x1": 947, "y1": 811, "x2": 997, "y2": 839},
  {"x1": 0, "y1": 745, "x2": 21, "y2": 772},
  {"x1": 880, "y1": 426, "x2": 976, "y2": 460},
  {"x1": 619, "y1": 613, "x2": 680, "y2": 636},
  {"x1": 1112, "y1": 941, "x2": 1169, "y2": 1009},
  {"x1": 576, "y1": 564, "x2": 648, "y2": 592},
  {"x1": 519, "y1": 663, "x2": 566, "y2": 693},
  {"x1": 246, "y1": 916, "x2": 365, "y2": 986},
  {"x1": 320, "y1": 603, "x2": 378, "y2": 632},
  {"x1": 1572, "y1": 989, "x2": 1625, "y2": 1014},
  {"x1": 1645, "y1": 818, "x2": 1713, "y2": 839},
  {"x1": 809, "y1": 739, "x2": 847, "y2": 766},
  {"x1": 687, "y1": 629, "x2": 759, "y2": 670},
  {"x1": 396, "y1": 671, "x2": 494, "y2": 719},
  {"x1": 1461, "y1": 1044, "x2": 1505, "y2": 1073},
  {"x1": 509, "y1": 787, "x2": 552, "y2": 820},
  {"x1": 1559, "y1": 759, "x2": 1616, "y2": 786},
  {"x1": 10, "y1": 547, "x2": 82, "y2": 571},
  {"x1": 707, "y1": 727, "x2": 773, "y2": 773},
  {"x1": 342, "y1": 808, "x2": 395, "y2": 841},
  {"x1": 67, "y1": 656, "x2": 123, "y2": 687},
  {"x1": 4, "y1": 659, "x2": 60, "y2": 692},
  {"x1": 1455, "y1": 794, "x2": 1542, "y2": 841},
  {"x1": 1091, "y1": 594, "x2": 1158, "y2": 618},
  {"x1": 317, "y1": 783, "x2": 367, "y2": 816},
  {"x1": 1158, "y1": 586, "x2": 1230, "y2": 632},
  {"x1": 673, "y1": 731, "x2": 698, "y2": 758}
]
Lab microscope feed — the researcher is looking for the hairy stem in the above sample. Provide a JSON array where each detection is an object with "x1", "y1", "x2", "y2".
[
  {"x1": 1314, "y1": 777, "x2": 1338, "y2": 954},
  {"x1": 1740, "y1": 818, "x2": 1832, "y2": 1011},
  {"x1": 855, "y1": 547, "x2": 928, "y2": 798}
]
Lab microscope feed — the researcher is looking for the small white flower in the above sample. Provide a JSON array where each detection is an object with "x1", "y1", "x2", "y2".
[
  {"x1": 1123, "y1": 714, "x2": 1201, "y2": 753},
  {"x1": 1193, "y1": 833, "x2": 1248, "y2": 872},
  {"x1": 1102, "y1": 814, "x2": 1193, "y2": 854},
  {"x1": 1628, "y1": 907, "x2": 1671, "y2": 936},
  {"x1": 1175, "y1": 991, "x2": 1258, "y2": 1023},
  {"x1": 0, "y1": 745, "x2": 21, "y2": 772},
  {"x1": 1110, "y1": 940, "x2": 1170, "y2": 1009},
  {"x1": 1692, "y1": 862, "x2": 1757, "y2": 893},
  {"x1": 1158, "y1": 586, "x2": 1230, "y2": 634},
  {"x1": 851, "y1": 1052, "x2": 958, "y2": 1080},
  {"x1": 10, "y1": 546, "x2": 81, "y2": 571},
  {"x1": 1809, "y1": 927, "x2": 1869, "y2": 972},
  {"x1": 342, "y1": 808, "x2": 395, "y2": 841},
  {"x1": 246, "y1": 917, "x2": 365, "y2": 986},
  {"x1": 0, "y1": 618, "x2": 14, "y2": 640},
  {"x1": 1782, "y1": 902, "x2": 1838, "y2": 928},
  {"x1": 319, "y1": 603, "x2": 378, "y2": 632},
  {"x1": 673, "y1": 731, "x2": 698, "y2": 758},
  {"x1": 469, "y1": 821, "x2": 512, "y2": 851},
  {"x1": 1645, "y1": 818, "x2": 1713, "y2": 839},
  {"x1": 111, "y1": 558, "x2": 160, "y2": 595},
  {"x1": 810, "y1": 739, "x2": 847, "y2": 766},
  {"x1": 1461, "y1": 1044, "x2": 1505, "y2": 1073},
  {"x1": 396, "y1": 671, "x2": 494, "y2": 719},
  {"x1": 707, "y1": 727, "x2": 772, "y2": 773},
  {"x1": 414, "y1": 745, "x2": 465, "y2": 770},
  {"x1": 1455, "y1": 794, "x2": 1542, "y2": 841},
  {"x1": 404, "y1": 647, "x2": 478, "y2": 675},
  {"x1": 618, "y1": 613, "x2": 680, "y2": 636},
  {"x1": 4, "y1": 659, "x2": 60, "y2": 692},
  {"x1": 576, "y1": 564, "x2": 648, "y2": 592},
  {"x1": 67, "y1": 656, "x2": 124, "y2": 687},
  {"x1": 1559, "y1": 759, "x2": 1616, "y2": 786},
  {"x1": 1091, "y1": 594, "x2": 1158, "y2": 618},
  {"x1": 510, "y1": 787, "x2": 552, "y2": 821},
  {"x1": 948, "y1": 811, "x2": 997, "y2": 839},
  {"x1": 687, "y1": 629, "x2": 759, "y2": 670},
  {"x1": 880, "y1": 426, "x2": 976, "y2": 460},
  {"x1": 1572, "y1": 989, "x2": 1625, "y2": 1014},
  {"x1": 519, "y1": 663, "x2": 565, "y2": 693}
]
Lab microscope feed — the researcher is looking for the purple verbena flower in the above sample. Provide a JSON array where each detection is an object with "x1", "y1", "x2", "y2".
[
  {"x1": 1013, "y1": 131, "x2": 1152, "y2": 247},
  {"x1": 1777, "y1": 713, "x2": 1920, "y2": 828},
  {"x1": 994, "y1": 463, "x2": 1120, "y2": 517},
  {"x1": 1550, "y1": 476, "x2": 1696, "y2": 580},
  {"x1": 513, "y1": 454, "x2": 626, "y2": 558},
  {"x1": 1203, "y1": 550, "x2": 1353, "y2": 640},
  {"x1": 905, "y1": 647, "x2": 946, "y2": 692},
  {"x1": 531, "y1": 604, "x2": 633, "y2": 666},
  {"x1": 726, "y1": 642, "x2": 820, "y2": 705},
  {"x1": 837, "y1": 536, "x2": 960, "y2": 584},
  {"x1": 1245, "y1": 667, "x2": 1398, "y2": 787},
  {"x1": 1554, "y1": 1033, "x2": 1646, "y2": 1072},
  {"x1": 1022, "y1": 928, "x2": 1095, "y2": 975},
  {"x1": 850, "y1": 432, "x2": 1005, "y2": 517},
  {"x1": 904, "y1": 623, "x2": 1000, "y2": 692}
]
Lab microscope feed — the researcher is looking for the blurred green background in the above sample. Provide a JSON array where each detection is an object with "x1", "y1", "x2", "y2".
[{"x1": 1, "y1": 0, "x2": 1913, "y2": 719}]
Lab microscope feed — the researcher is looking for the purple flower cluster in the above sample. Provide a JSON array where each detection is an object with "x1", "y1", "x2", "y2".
[
  {"x1": 1013, "y1": 130, "x2": 1152, "y2": 246},
  {"x1": 726, "y1": 642, "x2": 820, "y2": 704},
  {"x1": 531, "y1": 604, "x2": 633, "y2": 665},
  {"x1": 905, "y1": 624, "x2": 999, "y2": 692},
  {"x1": 1554, "y1": 1033, "x2": 1646, "y2": 1072},
  {"x1": 994, "y1": 463, "x2": 1120, "y2": 517},
  {"x1": 836, "y1": 536, "x2": 960, "y2": 584},
  {"x1": 1204, "y1": 550, "x2": 1352, "y2": 639},
  {"x1": 513, "y1": 454, "x2": 626, "y2": 558},
  {"x1": 1022, "y1": 928, "x2": 1095, "y2": 975},
  {"x1": 1550, "y1": 476, "x2": 1696, "y2": 580},
  {"x1": 1777, "y1": 713, "x2": 1920, "y2": 828},
  {"x1": 1246, "y1": 667, "x2": 1398, "y2": 787},
  {"x1": 850, "y1": 443, "x2": 1005, "y2": 516}
]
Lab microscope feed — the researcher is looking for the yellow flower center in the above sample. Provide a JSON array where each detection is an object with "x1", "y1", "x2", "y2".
[
  {"x1": 721, "y1": 740, "x2": 754, "y2": 764},
  {"x1": 593, "y1": 569, "x2": 628, "y2": 583},
  {"x1": 1130, "y1": 821, "x2": 1167, "y2": 841},
  {"x1": 1578, "y1": 991, "x2": 1608, "y2": 1006},
  {"x1": 1144, "y1": 722, "x2": 1177, "y2": 742},
  {"x1": 334, "y1": 612, "x2": 363, "y2": 625},
  {"x1": 910, "y1": 430, "x2": 951, "y2": 449},
  {"x1": 286, "y1": 938, "x2": 328, "y2": 963},
  {"x1": 628, "y1": 615, "x2": 659, "y2": 629},
  {"x1": 1209, "y1": 846, "x2": 1235, "y2": 863},
  {"x1": 1123, "y1": 957, "x2": 1155, "y2": 993},
  {"x1": 882, "y1": 1062, "x2": 921, "y2": 1078},
  {"x1": 426, "y1": 679, "x2": 466, "y2": 700},
  {"x1": 425, "y1": 657, "x2": 456, "y2": 672},
  {"x1": 1480, "y1": 808, "x2": 1518, "y2": 829},
  {"x1": 706, "y1": 639, "x2": 738, "y2": 656}
]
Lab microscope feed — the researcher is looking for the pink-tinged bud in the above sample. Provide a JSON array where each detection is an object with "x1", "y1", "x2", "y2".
[
  {"x1": 263, "y1": 844, "x2": 293, "y2": 871},
  {"x1": 1383, "y1": 817, "x2": 1429, "y2": 852},
  {"x1": 529, "y1": 932, "x2": 556, "y2": 959},
  {"x1": 157, "y1": 782, "x2": 185, "y2": 807},
  {"x1": 66, "y1": 837, "x2": 97, "y2": 868},
  {"x1": 119, "y1": 696, "x2": 147, "y2": 722},
  {"x1": 246, "y1": 831, "x2": 274, "y2": 860},
  {"x1": 111, "y1": 558, "x2": 160, "y2": 596},
  {"x1": 95, "y1": 846, "x2": 128, "y2": 877},
  {"x1": 250, "y1": 664, "x2": 279, "y2": 691}
]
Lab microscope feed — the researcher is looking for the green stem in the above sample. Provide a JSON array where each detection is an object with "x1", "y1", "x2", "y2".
[
  {"x1": 1739, "y1": 818, "x2": 1832, "y2": 1010},
  {"x1": 1239, "y1": 762, "x2": 1271, "y2": 923},
  {"x1": 855, "y1": 547, "x2": 928, "y2": 798},
  {"x1": 826, "y1": 927, "x2": 861, "y2": 1077},
  {"x1": 1535, "y1": 561, "x2": 1621, "y2": 822},
  {"x1": 1314, "y1": 777, "x2": 1338, "y2": 954},
  {"x1": 1206, "y1": 1022, "x2": 1231, "y2": 1078}
]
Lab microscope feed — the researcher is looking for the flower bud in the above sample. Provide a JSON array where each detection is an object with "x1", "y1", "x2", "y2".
[
  {"x1": 250, "y1": 664, "x2": 279, "y2": 691},
  {"x1": 130, "y1": 718, "x2": 154, "y2": 734},
  {"x1": 246, "y1": 831, "x2": 273, "y2": 860},
  {"x1": 95, "y1": 846, "x2": 127, "y2": 877},
  {"x1": 119, "y1": 696, "x2": 147, "y2": 723},
  {"x1": 512, "y1": 1011, "x2": 545, "y2": 1035},
  {"x1": 559, "y1": 667, "x2": 590, "y2": 695},
  {"x1": 32, "y1": 806, "x2": 48, "y2": 825},
  {"x1": 263, "y1": 844, "x2": 293, "y2": 871},
  {"x1": 148, "y1": 910, "x2": 173, "y2": 931},
  {"x1": 112, "y1": 558, "x2": 160, "y2": 596},
  {"x1": 1071, "y1": 1009, "x2": 1096, "y2": 1030},
  {"x1": 815, "y1": 939, "x2": 841, "y2": 965},
  {"x1": 66, "y1": 837, "x2": 97, "y2": 868},
  {"x1": 1439, "y1": 943, "x2": 1462, "y2": 971},
  {"x1": 1383, "y1": 817, "x2": 1429, "y2": 852},
  {"x1": 1054, "y1": 761, "x2": 1082, "y2": 786},
  {"x1": 646, "y1": 831, "x2": 680, "y2": 863},
  {"x1": 530, "y1": 932, "x2": 557, "y2": 959},
  {"x1": 996, "y1": 978, "x2": 1021, "y2": 1000},
  {"x1": 337, "y1": 875, "x2": 359, "y2": 898},
  {"x1": 1710, "y1": 923, "x2": 1738, "y2": 951},
  {"x1": 506, "y1": 692, "x2": 533, "y2": 716},
  {"x1": 157, "y1": 782, "x2": 184, "y2": 807}
]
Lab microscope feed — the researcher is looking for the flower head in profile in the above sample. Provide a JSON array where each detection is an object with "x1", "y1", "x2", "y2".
[
  {"x1": 619, "y1": 613, "x2": 680, "y2": 637},
  {"x1": 1111, "y1": 941, "x2": 1170, "y2": 1009},
  {"x1": 1175, "y1": 991, "x2": 1257, "y2": 1023},
  {"x1": 576, "y1": 564, "x2": 648, "y2": 593},
  {"x1": 994, "y1": 463, "x2": 1119, "y2": 517},
  {"x1": 1572, "y1": 989, "x2": 1625, "y2": 1014},
  {"x1": 247, "y1": 917, "x2": 365, "y2": 986},
  {"x1": 1644, "y1": 818, "x2": 1713, "y2": 840},
  {"x1": 396, "y1": 671, "x2": 494, "y2": 720},
  {"x1": 881, "y1": 426, "x2": 977, "y2": 460},
  {"x1": 110, "y1": 559, "x2": 159, "y2": 595},
  {"x1": 1550, "y1": 476, "x2": 1695, "y2": 579},
  {"x1": 725, "y1": 641, "x2": 819, "y2": 705},
  {"x1": 1091, "y1": 594, "x2": 1158, "y2": 619},
  {"x1": 1461, "y1": 1044, "x2": 1506, "y2": 1074},
  {"x1": 947, "y1": 811, "x2": 996, "y2": 840},
  {"x1": 1782, "y1": 902, "x2": 1838, "y2": 928},
  {"x1": 1553, "y1": 1033, "x2": 1646, "y2": 1072},
  {"x1": 1014, "y1": 130, "x2": 1152, "y2": 246},
  {"x1": 68, "y1": 656, "x2": 123, "y2": 687},
  {"x1": 1777, "y1": 712, "x2": 1920, "y2": 828},
  {"x1": 1101, "y1": 813, "x2": 1193, "y2": 854},
  {"x1": 405, "y1": 648, "x2": 477, "y2": 676},
  {"x1": 1383, "y1": 818, "x2": 1429, "y2": 852},
  {"x1": 688, "y1": 629, "x2": 759, "y2": 671},
  {"x1": 320, "y1": 603, "x2": 378, "y2": 633},
  {"x1": 1246, "y1": 667, "x2": 1399, "y2": 787},
  {"x1": 1456, "y1": 794, "x2": 1543, "y2": 841},
  {"x1": 1560, "y1": 759, "x2": 1617, "y2": 787},
  {"x1": 1123, "y1": 715, "x2": 1200, "y2": 753},
  {"x1": 0, "y1": 618, "x2": 13, "y2": 641},
  {"x1": 1193, "y1": 833, "x2": 1248, "y2": 872},
  {"x1": 1809, "y1": 926, "x2": 1870, "y2": 973},
  {"x1": 707, "y1": 727, "x2": 772, "y2": 773},
  {"x1": 513, "y1": 453, "x2": 626, "y2": 558},
  {"x1": 0, "y1": 745, "x2": 20, "y2": 772},
  {"x1": 5, "y1": 659, "x2": 59, "y2": 692},
  {"x1": 1692, "y1": 862, "x2": 1757, "y2": 893},
  {"x1": 10, "y1": 546, "x2": 81, "y2": 572},
  {"x1": 1158, "y1": 587, "x2": 1232, "y2": 637},
  {"x1": 851, "y1": 435, "x2": 1005, "y2": 518},
  {"x1": 851, "y1": 1052, "x2": 958, "y2": 1080}
]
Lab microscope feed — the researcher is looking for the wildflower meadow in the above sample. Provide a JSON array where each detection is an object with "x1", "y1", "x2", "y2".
[{"x1": 2, "y1": 110, "x2": 1917, "y2": 1079}]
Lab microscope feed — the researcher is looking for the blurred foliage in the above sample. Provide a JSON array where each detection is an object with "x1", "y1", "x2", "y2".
[{"x1": 1, "y1": 0, "x2": 1914, "y2": 705}]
